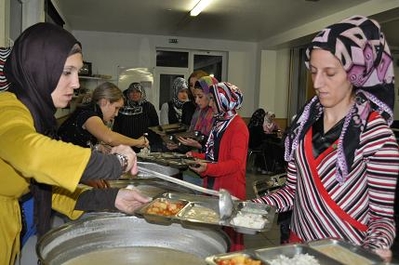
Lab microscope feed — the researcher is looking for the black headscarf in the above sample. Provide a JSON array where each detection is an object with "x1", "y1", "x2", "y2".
[
  {"x1": 5, "y1": 22, "x2": 80, "y2": 136},
  {"x1": 4, "y1": 22, "x2": 81, "y2": 237}
]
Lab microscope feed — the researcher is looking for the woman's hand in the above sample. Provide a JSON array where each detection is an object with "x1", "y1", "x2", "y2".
[
  {"x1": 136, "y1": 136, "x2": 150, "y2": 148},
  {"x1": 114, "y1": 188, "x2": 152, "y2": 214},
  {"x1": 176, "y1": 136, "x2": 201, "y2": 149},
  {"x1": 110, "y1": 145, "x2": 138, "y2": 175},
  {"x1": 189, "y1": 161, "x2": 207, "y2": 173},
  {"x1": 374, "y1": 248, "x2": 392, "y2": 263}
]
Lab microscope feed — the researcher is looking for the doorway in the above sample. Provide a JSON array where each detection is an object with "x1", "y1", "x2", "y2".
[{"x1": 154, "y1": 49, "x2": 227, "y2": 111}]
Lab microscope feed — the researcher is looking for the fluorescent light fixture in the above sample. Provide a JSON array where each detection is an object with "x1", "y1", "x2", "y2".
[{"x1": 190, "y1": 0, "x2": 212, "y2": 16}]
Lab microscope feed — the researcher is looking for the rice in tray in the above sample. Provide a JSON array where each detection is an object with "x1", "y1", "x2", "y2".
[
  {"x1": 230, "y1": 212, "x2": 267, "y2": 230},
  {"x1": 268, "y1": 253, "x2": 320, "y2": 265}
]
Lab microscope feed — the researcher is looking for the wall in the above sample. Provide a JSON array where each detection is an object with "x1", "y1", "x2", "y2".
[
  {"x1": 0, "y1": 0, "x2": 9, "y2": 46},
  {"x1": 72, "y1": 30, "x2": 258, "y2": 118},
  {"x1": 258, "y1": 49, "x2": 290, "y2": 121}
]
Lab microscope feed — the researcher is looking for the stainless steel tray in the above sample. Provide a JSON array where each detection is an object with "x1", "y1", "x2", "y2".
[
  {"x1": 137, "y1": 152, "x2": 192, "y2": 169},
  {"x1": 227, "y1": 201, "x2": 275, "y2": 234},
  {"x1": 254, "y1": 244, "x2": 344, "y2": 264},
  {"x1": 206, "y1": 244, "x2": 342, "y2": 265},
  {"x1": 135, "y1": 192, "x2": 276, "y2": 234},
  {"x1": 308, "y1": 239, "x2": 383, "y2": 265},
  {"x1": 206, "y1": 249, "x2": 265, "y2": 265}
]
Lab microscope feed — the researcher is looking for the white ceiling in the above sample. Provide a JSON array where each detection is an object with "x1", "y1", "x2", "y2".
[{"x1": 53, "y1": 0, "x2": 399, "y2": 49}]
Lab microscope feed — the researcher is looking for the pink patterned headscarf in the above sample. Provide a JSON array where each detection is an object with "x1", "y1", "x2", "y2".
[{"x1": 286, "y1": 15, "x2": 394, "y2": 183}]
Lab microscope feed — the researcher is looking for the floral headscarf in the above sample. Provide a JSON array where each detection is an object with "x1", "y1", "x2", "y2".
[
  {"x1": 172, "y1": 77, "x2": 189, "y2": 109},
  {"x1": 120, "y1": 82, "x2": 148, "y2": 116},
  {"x1": 285, "y1": 15, "x2": 394, "y2": 183}
]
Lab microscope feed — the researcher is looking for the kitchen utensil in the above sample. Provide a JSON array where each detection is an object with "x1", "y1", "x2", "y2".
[
  {"x1": 219, "y1": 189, "x2": 234, "y2": 220},
  {"x1": 138, "y1": 164, "x2": 238, "y2": 218}
]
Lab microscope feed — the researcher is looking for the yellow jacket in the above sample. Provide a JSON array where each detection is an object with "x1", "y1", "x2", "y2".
[{"x1": 0, "y1": 92, "x2": 91, "y2": 264}]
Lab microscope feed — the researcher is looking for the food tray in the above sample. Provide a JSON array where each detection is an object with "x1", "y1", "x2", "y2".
[
  {"x1": 206, "y1": 244, "x2": 342, "y2": 265},
  {"x1": 206, "y1": 250, "x2": 266, "y2": 265},
  {"x1": 308, "y1": 239, "x2": 383, "y2": 265},
  {"x1": 227, "y1": 201, "x2": 275, "y2": 234},
  {"x1": 135, "y1": 196, "x2": 189, "y2": 225},
  {"x1": 135, "y1": 192, "x2": 275, "y2": 234},
  {"x1": 136, "y1": 152, "x2": 194, "y2": 169},
  {"x1": 254, "y1": 244, "x2": 344, "y2": 264},
  {"x1": 149, "y1": 123, "x2": 189, "y2": 135}
]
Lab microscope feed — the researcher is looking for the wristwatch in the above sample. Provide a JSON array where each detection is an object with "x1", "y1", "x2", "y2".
[{"x1": 114, "y1": 153, "x2": 128, "y2": 172}]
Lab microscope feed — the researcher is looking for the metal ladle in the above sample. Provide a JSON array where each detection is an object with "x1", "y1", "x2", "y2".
[
  {"x1": 218, "y1": 189, "x2": 235, "y2": 220},
  {"x1": 136, "y1": 164, "x2": 236, "y2": 219}
]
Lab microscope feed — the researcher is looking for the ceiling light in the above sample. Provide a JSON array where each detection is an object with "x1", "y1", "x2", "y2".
[{"x1": 190, "y1": 0, "x2": 212, "y2": 16}]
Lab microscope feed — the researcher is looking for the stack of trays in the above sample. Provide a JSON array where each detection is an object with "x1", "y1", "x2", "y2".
[
  {"x1": 205, "y1": 239, "x2": 384, "y2": 265},
  {"x1": 135, "y1": 192, "x2": 276, "y2": 234}
]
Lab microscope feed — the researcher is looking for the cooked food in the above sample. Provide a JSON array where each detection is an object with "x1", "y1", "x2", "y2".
[
  {"x1": 182, "y1": 204, "x2": 219, "y2": 223},
  {"x1": 230, "y1": 212, "x2": 268, "y2": 230},
  {"x1": 312, "y1": 245, "x2": 373, "y2": 265},
  {"x1": 268, "y1": 253, "x2": 320, "y2": 265},
  {"x1": 145, "y1": 199, "x2": 186, "y2": 216},
  {"x1": 216, "y1": 254, "x2": 262, "y2": 265}
]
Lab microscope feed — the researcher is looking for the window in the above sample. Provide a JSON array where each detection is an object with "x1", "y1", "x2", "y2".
[{"x1": 156, "y1": 51, "x2": 188, "y2": 68}]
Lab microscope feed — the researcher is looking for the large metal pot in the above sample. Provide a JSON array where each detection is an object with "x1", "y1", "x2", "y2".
[{"x1": 37, "y1": 214, "x2": 230, "y2": 265}]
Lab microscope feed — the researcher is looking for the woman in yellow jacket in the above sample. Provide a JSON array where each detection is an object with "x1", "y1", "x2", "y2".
[{"x1": 0, "y1": 23, "x2": 150, "y2": 264}]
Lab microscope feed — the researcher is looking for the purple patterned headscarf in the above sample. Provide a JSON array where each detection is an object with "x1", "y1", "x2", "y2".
[
  {"x1": 285, "y1": 15, "x2": 394, "y2": 183},
  {"x1": 195, "y1": 76, "x2": 219, "y2": 94}
]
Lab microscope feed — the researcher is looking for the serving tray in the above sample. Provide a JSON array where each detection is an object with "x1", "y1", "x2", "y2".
[
  {"x1": 206, "y1": 244, "x2": 344, "y2": 265},
  {"x1": 137, "y1": 152, "x2": 191, "y2": 169},
  {"x1": 206, "y1": 240, "x2": 384, "y2": 265},
  {"x1": 308, "y1": 239, "x2": 383, "y2": 265},
  {"x1": 135, "y1": 192, "x2": 276, "y2": 234}
]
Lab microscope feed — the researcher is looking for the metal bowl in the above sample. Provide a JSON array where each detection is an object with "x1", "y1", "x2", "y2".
[{"x1": 37, "y1": 214, "x2": 230, "y2": 265}]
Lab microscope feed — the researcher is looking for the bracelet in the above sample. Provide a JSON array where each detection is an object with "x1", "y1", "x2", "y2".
[{"x1": 114, "y1": 153, "x2": 128, "y2": 172}]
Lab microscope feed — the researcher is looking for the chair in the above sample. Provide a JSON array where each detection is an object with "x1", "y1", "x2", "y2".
[{"x1": 246, "y1": 148, "x2": 267, "y2": 173}]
